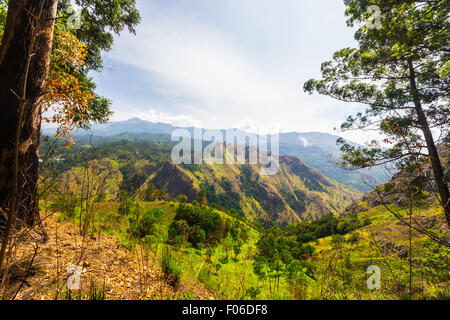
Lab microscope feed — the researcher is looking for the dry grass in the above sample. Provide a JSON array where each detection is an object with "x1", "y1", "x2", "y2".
[{"x1": 1, "y1": 212, "x2": 214, "y2": 300}]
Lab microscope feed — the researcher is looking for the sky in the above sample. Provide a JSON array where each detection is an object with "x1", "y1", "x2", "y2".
[{"x1": 90, "y1": 0, "x2": 378, "y2": 144}]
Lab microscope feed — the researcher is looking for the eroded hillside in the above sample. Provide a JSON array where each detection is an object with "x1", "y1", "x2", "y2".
[{"x1": 45, "y1": 139, "x2": 360, "y2": 225}]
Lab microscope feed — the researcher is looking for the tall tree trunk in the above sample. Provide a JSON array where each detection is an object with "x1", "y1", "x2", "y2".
[
  {"x1": 0, "y1": 0, "x2": 58, "y2": 232},
  {"x1": 408, "y1": 59, "x2": 450, "y2": 229}
]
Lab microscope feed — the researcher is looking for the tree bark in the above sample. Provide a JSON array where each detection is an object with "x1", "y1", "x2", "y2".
[
  {"x1": 0, "y1": 0, "x2": 58, "y2": 232},
  {"x1": 407, "y1": 59, "x2": 450, "y2": 229}
]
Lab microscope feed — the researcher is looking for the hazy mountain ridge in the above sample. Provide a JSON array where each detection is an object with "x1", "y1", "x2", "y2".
[
  {"x1": 43, "y1": 138, "x2": 360, "y2": 225},
  {"x1": 43, "y1": 118, "x2": 391, "y2": 192},
  {"x1": 135, "y1": 156, "x2": 360, "y2": 225}
]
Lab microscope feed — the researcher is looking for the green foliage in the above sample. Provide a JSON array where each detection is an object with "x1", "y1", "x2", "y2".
[
  {"x1": 41, "y1": 138, "x2": 172, "y2": 190},
  {"x1": 123, "y1": 173, "x2": 147, "y2": 193},
  {"x1": 413, "y1": 239, "x2": 450, "y2": 298},
  {"x1": 239, "y1": 166, "x2": 265, "y2": 209},
  {"x1": 58, "y1": 158, "x2": 122, "y2": 202},
  {"x1": 166, "y1": 291, "x2": 196, "y2": 301},
  {"x1": 60, "y1": 281, "x2": 105, "y2": 300},
  {"x1": 142, "y1": 184, "x2": 168, "y2": 202},
  {"x1": 128, "y1": 207, "x2": 164, "y2": 239},
  {"x1": 304, "y1": 0, "x2": 450, "y2": 215},
  {"x1": 58, "y1": 0, "x2": 141, "y2": 71},
  {"x1": 36, "y1": 121, "x2": 449, "y2": 300},
  {"x1": 161, "y1": 246, "x2": 182, "y2": 286},
  {"x1": 0, "y1": 1, "x2": 6, "y2": 38},
  {"x1": 197, "y1": 189, "x2": 208, "y2": 206},
  {"x1": 168, "y1": 204, "x2": 249, "y2": 252},
  {"x1": 284, "y1": 213, "x2": 369, "y2": 243},
  {"x1": 118, "y1": 191, "x2": 133, "y2": 215},
  {"x1": 41, "y1": 176, "x2": 450, "y2": 300},
  {"x1": 251, "y1": 212, "x2": 371, "y2": 298},
  {"x1": 285, "y1": 260, "x2": 314, "y2": 299},
  {"x1": 169, "y1": 204, "x2": 223, "y2": 247},
  {"x1": 50, "y1": 192, "x2": 77, "y2": 221},
  {"x1": 253, "y1": 226, "x2": 316, "y2": 297},
  {"x1": 40, "y1": 137, "x2": 359, "y2": 225},
  {"x1": 347, "y1": 232, "x2": 359, "y2": 244},
  {"x1": 176, "y1": 194, "x2": 188, "y2": 203},
  {"x1": 246, "y1": 286, "x2": 262, "y2": 300},
  {"x1": 203, "y1": 179, "x2": 243, "y2": 216}
]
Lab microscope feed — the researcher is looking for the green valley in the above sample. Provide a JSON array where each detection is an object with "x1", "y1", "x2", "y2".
[{"x1": 32, "y1": 137, "x2": 449, "y2": 300}]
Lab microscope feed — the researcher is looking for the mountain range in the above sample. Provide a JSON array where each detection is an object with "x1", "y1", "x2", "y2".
[
  {"x1": 45, "y1": 138, "x2": 361, "y2": 225},
  {"x1": 43, "y1": 117, "x2": 392, "y2": 192}
]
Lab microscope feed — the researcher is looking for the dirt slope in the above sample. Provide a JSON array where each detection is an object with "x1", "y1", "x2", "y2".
[{"x1": 3, "y1": 213, "x2": 214, "y2": 300}]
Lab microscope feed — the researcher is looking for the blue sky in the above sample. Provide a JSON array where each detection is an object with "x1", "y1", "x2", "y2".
[{"x1": 90, "y1": 0, "x2": 375, "y2": 143}]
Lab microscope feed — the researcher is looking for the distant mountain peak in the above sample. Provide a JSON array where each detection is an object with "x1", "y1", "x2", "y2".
[{"x1": 126, "y1": 117, "x2": 145, "y2": 122}]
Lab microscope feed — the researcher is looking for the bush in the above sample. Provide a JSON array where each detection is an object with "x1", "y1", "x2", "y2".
[
  {"x1": 169, "y1": 204, "x2": 228, "y2": 247},
  {"x1": 286, "y1": 213, "x2": 369, "y2": 243},
  {"x1": 129, "y1": 207, "x2": 164, "y2": 239}
]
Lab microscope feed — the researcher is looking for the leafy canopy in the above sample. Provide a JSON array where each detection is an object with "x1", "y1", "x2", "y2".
[
  {"x1": 0, "y1": 0, "x2": 141, "y2": 146},
  {"x1": 304, "y1": 0, "x2": 449, "y2": 173},
  {"x1": 58, "y1": 0, "x2": 141, "y2": 71}
]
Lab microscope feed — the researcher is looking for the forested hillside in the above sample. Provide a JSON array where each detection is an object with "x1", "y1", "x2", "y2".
[
  {"x1": 41, "y1": 137, "x2": 360, "y2": 225},
  {"x1": 43, "y1": 119, "x2": 392, "y2": 192},
  {"x1": 18, "y1": 139, "x2": 446, "y2": 300}
]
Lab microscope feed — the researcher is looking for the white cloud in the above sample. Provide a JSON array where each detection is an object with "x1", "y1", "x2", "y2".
[
  {"x1": 138, "y1": 109, "x2": 202, "y2": 128},
  {"x1": 94, "y1": 0, "x2": 378, "y2": 144},
  {"x1": 299, "y1": 137, "x2": 309, "y2": 147},
  {"x1": 236, "y1": 118, "x2": 289, "y2": 135},
  {"x1": 112, "y1": 19, "x2": 296, "y2": 110},
  {"x1": 107, "y1": 6, "x2": 338, "y2": 130}
]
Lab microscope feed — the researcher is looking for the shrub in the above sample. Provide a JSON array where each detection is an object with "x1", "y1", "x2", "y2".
[
  {"x1": 169, "y1": 204, "x2": 226, "y2": 246},
  {"x1": 246, "y1": 286, "x2": 262, "y2": 300},
  {"x1": 129, "y1": 207, "x2": 164, "y2": 239}
]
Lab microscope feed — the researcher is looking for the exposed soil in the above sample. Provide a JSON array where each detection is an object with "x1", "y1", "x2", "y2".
[{"x1": 1, "y1": 212, "x2": 215, "y2": 300}]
